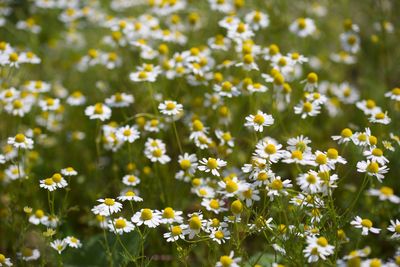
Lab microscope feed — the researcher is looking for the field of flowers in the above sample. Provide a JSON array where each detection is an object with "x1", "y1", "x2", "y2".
[{"x1": 1, "y1": 0, "x2": 400, "y2": 266}]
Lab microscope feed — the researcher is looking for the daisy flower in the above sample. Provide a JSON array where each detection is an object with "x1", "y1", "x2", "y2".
[
  {"x1": 350, "y1": 216, "x2": 381, "y2": 235},
  {"x1": 201, "y1": 198, "x2": 227, "y2": 214},
  {"x1": 303, "y1": 236, "x2": 335, "y2": 263},
  {"x1": 289, "y1": 17, "x2": 316, "y2": 37},
  {"x1": 184, "y1": 213, "x2": 206, "y2": 239},
  {"x1": 85, "y1": 103, "x2": 112, "y2": 121},
  {"x1": 91, "y1": 198, "x2": 123, "y2": 216},
  {"x1": 210, "y1": 227, "x2": 231, "y2": 244},
  {"x1": 332, "y1": 128, "x2": 353, "y2": 144},
  {"x1": 61, "y1": 167, "x2": 78, "y2": 177},
  {"x1": 7, "y1": 134, "x2": 34, "y2": 150},
  {"x1": 0, "y1": 253, "x2": 13, "y2": 266},
  {"x1": 356, "y1": 160, "x2": 388, "y2": 182},
  {"x1": 198, "y1": 157, "x2": 227, "y2": 177},
  {"x1": 363, "y1": 148, "x2": 388, "y2": 165},
  {"x1": 109, "y1": 217, "x2": 135, "y2": 234},
  {"x1": 294, "y1": 101, "x2": 321, "y2": 119},
  {"x1": 39, "y1": 178, "x2": 58, "y2": 191},
  {"x1": 267, "y1": 176, "x2": 293, "y2": 200},
  {"x1": 131, "y1": 209, "x2": 162, "y2": 228},
  {"x1": 122, "y1": 174, "x2": 140, "y2": 186},
  {"x1": 369, "y1": 111, "x2": 391, "y2": 125},
  {"x1": 385, "y1": 87, "x2": 400, "y2": 101},
  {"x1": 163, "y1": 225, "x2": 187, "y2": 242},
  {"x1": 160, "y1": 207, "x2": 184, "y2": 224},
  {"x1": 367, "y1": 186, "x2": 400, "y2": 203},
  {"x1": 19, "y1": 248, "x2": 40, "y2": 261},
  {"x1": 116, "y1": 125, "x2": 140, "y2": 143},
  {"x1": 50, "y1": 239, "x2": 67, "y2": 254},
  {"x1": 63, "y1": 236, "x2": 82, "y2": 248},
  {"x1": 387, "y1": 219, "x2": 400, "y2": 239},
  {"x1": 29, "y1": 209, "x2": 48, "y2": 225},
  {"x1": 158, "y1": 100, "x2": 183, "y2": 116},
  {"x1": 105, "y1": 92, "x2": 134, "y2": 108},
  {"x1": 216, "y1": 251, "x2": 241, "y2": 267},
  {"x1": 217, "y1": 176, "x2": 248, "y2": 197},
  {"x1": 117, "y1": 190, "x2": 143, "y2": 202},
  {"x1": 297, "y1": 170, "x2": 322, "y2": 194},
  {"x1": 244, "y1": 110, "x2": 274, "y2": 132}
]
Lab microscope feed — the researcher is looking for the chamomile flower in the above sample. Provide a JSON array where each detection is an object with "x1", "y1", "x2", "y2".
[
  {"x1": 116, "y1": 125, "x2": 140, "y2": 143},
  {"x1": 387, "y1": 219, "x2": 400, "y2": 239},
  {"x1": 198, "y1": 157, "x2": 227, "y2": 176},
  {"x1": 18, "y1": 248, "x2": 40, "y2": 261},
  {"x1": 356, "y1": 160, "x2": 388, "y2": 182},
  {"x1": 267, "y1": 176, "x2": 293, "y2": 200},
  {"x1": 50, "y1": 239, "x2": 67, "y2": 254},
  {"x1": 201, "y1": 198, "x2": 227, "y2": 214},
  {"x1": 160, "y1": 207, "x2": 184, "y2": 224},
  {"x1": 7, "y1": 134, "x2": 34, "y2": 150},
  {"x1": 363, "y1": 148, "x2": 388, "y2": 165},
  {"x1": 29, "y1": 209, "x2": 48, "y2": 225},
  {"x1": 163, "y1": 225, "x2": 187, "y2": 242},
  {"x1": 210, "y1": 227, "x2": 231, "y2": 244},
  {"x1": 297, "y1": 171, "x2": 322, "y2": 194},
  {"x1": 0, "y1": 253, "x2": 12, "y2": 266},
  {"x1": 294, "y1": 101, "x2": 321, "y2": 119},
  {"x1": 351, "y1": 216, "x2": 381, "y2": 235},
  {"x1": 61, "y1": 167, "x2": 78, "y2": 176},
  {"x1": 369, "y1": 111, "x2": 391, "y2": 125},
  {"x1": 158, "y1": 100, "x2": 183, "y2": 116},
  {"x1": 303, "y1": 236, "x2": 335, "y2": 263},
  {"x1": 85, "y1": 103, "x2": 112, "y2": 121},
  {"x1": 216, "y1": 251, "x2": 241, "y2": 267},
  {"x1": 385, "y1": 87, "x2": 400, "y2": 101},
  {"x1": 117, "y1": 189, "x2": 143, "y2": 202},
  {"x1": 184, "y1": 212, "x2": 206, "y2": 239},
  {"x1": 131, "y1": 208, "x2": 162, "y2": 228},
  {"x1": 244, "y1": 110, "x2": 274, "y2": 132},
  {"x1": 289, "y1": 18, "x2": 316, "y2": 37},
  {"x1": 91, "y1": 198, "x2": 123, "y2": 216},
  {"x1": 66, "y1": 91, "x2": 86, "y2": 106},
  {"x1": 245, "y1": 11, "x2": 269, "y2": 31},
  {"x1": 105, "y1": 92, "x2": 134, "y2": 108},
  {"x1": 109, "y1": 217, "x2": 135, "y2": 234},
  {"x1": 332, "y1": 128, "x2": 353, "y2": 144},
  {"x1": 122, "y1": 174, "x2": 140, "y2": 186},
  {"x1": 367, "y1": 186, "x2": 400, "y2": 203},
  {"x1": 63, "y1": 236, "x2": 82, "y2": 248},
  {"x1": 39, "y1": 177, "x2": 58, "y2": 191}
]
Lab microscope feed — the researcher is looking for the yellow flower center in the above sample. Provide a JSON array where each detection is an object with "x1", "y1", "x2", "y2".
[
  {"x1": 253, "y1": 114, "x2": 265, "y2": 124},
  {"x1": 192, "y1": 120, "x2": 204, "y2": 131},
  {"x1": 307, "y1": 72, "x2": 318, "y2": 83},
  {"x1": 52, "y1": 173, "x2": 62, "y2": 183},
  {"x1": 44, "y1": 178, "x2": 54, "y2": 185},
  {"x1": 207, "y1": 158, "x2": 218, "y2": 169},
  {"x1": 104, "y1": 198, "x2": 115, "y2": 206},
  {"x1": 379, "y1": 186, "x2": 393, "y2": 196},
  {"x1": 163, "y1": 207, "x2": 175, "y2": 218},
  {"x1": 15, "y1": 133, "x2": 26, "y2": 143},
  {"x1": 327, "y1": 148, "x2": 338, "y2": 159},
  {"x1": 152, "y1": 149, "x2": 163, "y2": 157},
  {"x1": 315, "y1": 154, "x2": 327, "y2": 165},
  {"x1": 372, "y1": 148, "x2": 383, "y2": 157},
  {"x1": 231, "y1": 200, "x2": 243, "y2": 214},
  {"x1": 341, "y1": 128, "x2": 353, "y2": 138},
  {"x1": 115, "y1": 219, "x2": 126, "y2": 229},
  {"x1": 236, "y1": 23, "x2": 246, "y2": 33},
  {"x1": 303, "y1": 102, "x2": 313, "y2": 112},
  {"x1": 189, "y1": 216, "x2": 202, "y2": 230},
  {"x1": 141, "y1": 209, "x2": 153, "y2": 220},
  {"x1": 9, "y1": 53, "x2": 19, "y2": 62},
  {"x1": 297, "y1": 18, "x2": 306, "y2": 29},
  {"x1": 94, "y1": 103, "x2": 104, "y2": 114},
  {"x1": 366, "y1": 100, "x2": 376, "y2": 109},
  {"x1": 166, "y1": 102, "x2": 176, "y2": 110},
  {"x1": 316, "y1": 237, "x2": 328, "y2": 247},
  {"x1": 226, "y1": 180, "x2": 238, "y2": 193},
  {"x1": 391, "y1": 88, "x2": 400, "y2": 95},
  {"x1": 35, "y1": 209, "x2": 44, "y2": 218},
  {"x1": 215, "y1": 231, "x2": 224, "y2": 239},
  {"x1": 374, "y1": 112, "x2": 385, "y2": 120},
  {"x1": 0, "y1": 254, "x2": 5, "y2": 263},
  {"x1": 22, "y1": 248, "x2": 33, "y2": 257},
  {"x1": 270, "y1": 179, "x2": 283, "y2": 190},
  {"x1": 306, "y1": 174, "x2": 317, "y2": 184},
  {"x1": 361, "y1": 219, "x2": 373, "y2": 228},
  {"x1": 291, "y1": 150, "x2": 303, "y2": 160},
  {"x1": 209, "y1": 199, "x2": 220, "y2": 209},
  {"x1": 220, "y1": 256, "x2": 233, "y2": 267},
  {"x1": 171, "y1": 225, "x2": 182, "y2": 236},
  {"x1": 366, "y1": 162, "x2": 379, "y2": 173}
]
